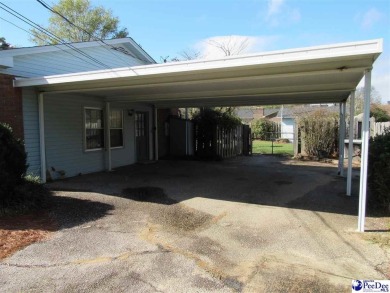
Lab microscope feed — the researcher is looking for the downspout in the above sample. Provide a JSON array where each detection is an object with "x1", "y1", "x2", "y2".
[{"x1": 38, "y1": 92, "x2": 46, "y2": 183}]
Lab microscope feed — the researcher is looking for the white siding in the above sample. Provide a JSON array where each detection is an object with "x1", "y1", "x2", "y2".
[
  {"x1": 0, "y1": 46, "x2": 147, "y2": 78},
  {"x1": 22, "y1": 88, "x2": 41, "y2": 176}
]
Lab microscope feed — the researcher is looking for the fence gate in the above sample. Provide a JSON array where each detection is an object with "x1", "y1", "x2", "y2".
[
  {"x1": 195, "y1": 124, "x2": 251, "y2": 159},
  {"x1": 251, "y1": 131, "x2": 295, "y2": 156}
]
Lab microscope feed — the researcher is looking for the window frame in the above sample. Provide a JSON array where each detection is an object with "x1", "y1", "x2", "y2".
[
  {"x1": 110, "y1": 109, "x2": 124, "y2": 149},
  {"x1": 84, "y1": 107, "x2": 104, "y2": 152}
]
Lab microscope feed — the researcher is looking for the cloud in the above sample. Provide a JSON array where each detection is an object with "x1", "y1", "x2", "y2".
[
  {"x1": 194, "y1": 35, "x2": 279, "y2": 59},
  {"x1": 360, "y1": 8, "x2": 383, "y2": 29},
  {"x1": 267, "y1": 0, "x2": 284, "y2": 16},
  {"x1": 264, "y1": 0, "x2": 301, "y2": 27}
]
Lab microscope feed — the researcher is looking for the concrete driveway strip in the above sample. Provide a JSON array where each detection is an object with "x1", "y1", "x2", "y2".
[{"x1": 0, "y1": 156, "x2": 389, "y2": 292}]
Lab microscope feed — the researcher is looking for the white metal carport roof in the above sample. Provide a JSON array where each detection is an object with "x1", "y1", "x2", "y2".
[
  {"x1": 14, "y1": 39, "x2": 383, "y2": 233},
  {"x1": 15, "y1": 39, "x2": 382, "y2": 108}
]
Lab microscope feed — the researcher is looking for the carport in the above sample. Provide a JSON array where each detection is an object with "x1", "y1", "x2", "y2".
[{"x1": 15, "y1": 39, "x2": 383, "y2": 232}]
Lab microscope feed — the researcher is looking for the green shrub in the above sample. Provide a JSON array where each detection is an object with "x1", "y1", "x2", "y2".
[
  {"x1": 298, "y1": 110, "x2": 338, "y2": 157},
  {"x1": 192, "y1": 108, "x2": 241, "y2": 130},
  {"x1": 0, "y1": 123, "x2": 49, "y2": 215},
  {"x1": 251, "y1": 119, "x2": 275, "y2": 140},
  {"x1": 368, "y1": 129, "x2": 390, "y2": 213},
  {"x1": 370, "y1": 106, "x2": 390, "y2": 122},
  {"x1": 0, "y1": 123, "x2": 27, "y2": 199}
]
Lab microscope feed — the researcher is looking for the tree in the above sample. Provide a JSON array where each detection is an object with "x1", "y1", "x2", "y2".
[
  {"x1": 348, "y1": 87, "x2": 382, "y2": 115},
  {"x1": 31, "y1": 0, "x2": 128, "y2": 45},
  {"x1": 0, "y1": 37, "x2": 10, "y2": 50}
]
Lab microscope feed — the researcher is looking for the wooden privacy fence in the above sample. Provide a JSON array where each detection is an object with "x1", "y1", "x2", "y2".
[
  {"x1": 347, "y1": 117, "x2": 390, "y2": 139},
  {"x1": 195, "y1": 124, "x2": 251, "y2": 159},
  {"x1": 372, "y1": 121, "x2": 390, "y2": 137}
]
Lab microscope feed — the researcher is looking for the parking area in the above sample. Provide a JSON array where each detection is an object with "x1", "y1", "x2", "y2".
[{"x1": 0, "y1": 156, "x2": 389, "y2": 292}]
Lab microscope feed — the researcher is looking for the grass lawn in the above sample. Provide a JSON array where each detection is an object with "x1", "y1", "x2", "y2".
[{"x1": 252, "y1": 140, "x2": 294, "y2": 156}]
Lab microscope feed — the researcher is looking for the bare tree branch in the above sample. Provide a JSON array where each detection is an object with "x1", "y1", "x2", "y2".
[
  {"x1": 179, "y1": 48, "x2": 202, "y2": 60},
  {"x1": 207, "y1": 36, "x2": 249, "y2": 56}
]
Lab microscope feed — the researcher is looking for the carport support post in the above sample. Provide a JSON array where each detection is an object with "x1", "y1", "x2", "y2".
[
  {"x1": 347, "y1": 91, "x2": 355, "y2": 196},
  {"x1": 38, "y1": 92, "x2": 46, "y2": 183},
  {"x1": 105, "y1": 102, "x2": 112, "y2": 171},
  {"x1": 338, "y1": 103, "x2": 346, "y2": 176},
  {"x1": 358, "y1": 69, "x2": 371, "y2": 232},
  {"x1": 340, "y1": 101, "x2": 346, "y2": 176}
]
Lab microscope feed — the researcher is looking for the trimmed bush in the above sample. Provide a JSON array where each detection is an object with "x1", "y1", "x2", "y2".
[
  {"x1": 251, "y1": 119, "x2": 275, "y2": 140},
  {"x1": 368, "y1": 129, "x2": 390, "y2": 213},
  {"x1": 298, "y1": 110, "x2": 338, "y2": 158},
  {"x1": 0, "y1": 123, "x2": 27, "y2": 199}
]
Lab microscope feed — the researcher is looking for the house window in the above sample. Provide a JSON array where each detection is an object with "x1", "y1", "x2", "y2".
[
  {"x1": 85, "y1": 108, "x2": 104, "y2": 150},
  {"x1": 110, "y1": 110, "x2": 123, "y2": 148}
]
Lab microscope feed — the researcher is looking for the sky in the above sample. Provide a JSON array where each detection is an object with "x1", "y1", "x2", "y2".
[{"x1": 0, "y1": 0, "x2": 389, "y2": 102}]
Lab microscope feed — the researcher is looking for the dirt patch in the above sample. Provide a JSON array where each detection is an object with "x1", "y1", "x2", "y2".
[
  {"x1": 363, "y1": 233, "x2": 390, "y2": 249},
  {"x1": 153, "y1": 204, "x2": 213, "y2": 232},
  {"x1": 0, "y1": 212, "x2": 57, "y2": 260}
]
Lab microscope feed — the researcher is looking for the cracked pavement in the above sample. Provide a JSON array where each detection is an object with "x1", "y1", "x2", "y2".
[{"x1": 0, "y1": 156, "x2": 389, "y2": 292}]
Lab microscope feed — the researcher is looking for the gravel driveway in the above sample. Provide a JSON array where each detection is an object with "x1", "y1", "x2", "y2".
[{"x1": 1, "y1": 156, "x2": 389, "y2": 292}]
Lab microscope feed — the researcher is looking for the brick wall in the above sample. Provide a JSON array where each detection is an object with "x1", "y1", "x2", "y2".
[{"x1": 0, "y1": 74, "x2": 24, "y2": 140}]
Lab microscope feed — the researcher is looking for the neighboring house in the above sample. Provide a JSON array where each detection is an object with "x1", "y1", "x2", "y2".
[
  {"x1": 263, "y1": 108, "x2": 279, "y2": 120},
  {"x1": 0, "y1": 38, "x2": 156, "y2": 180},
  {"x1": 275, "y1": 105, "x2": 339, "y2": 142},
  {"x1": 234, "y1": 108, "x2": 254, "y2": 124},
  {"x1": 234, "y1": 107, "x2": 275, "y2": 124}
]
